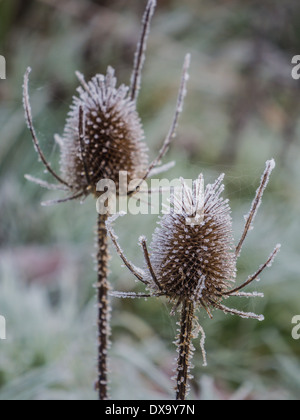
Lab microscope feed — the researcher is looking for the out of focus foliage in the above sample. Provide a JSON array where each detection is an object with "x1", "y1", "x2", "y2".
[{"x1": 0, "y1": 0, "x2": 299, "y2": 400}]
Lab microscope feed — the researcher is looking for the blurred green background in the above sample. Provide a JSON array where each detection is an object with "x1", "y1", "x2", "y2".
[{"x1": 0, "y1": 0, "x2": 300, "y2": 400}]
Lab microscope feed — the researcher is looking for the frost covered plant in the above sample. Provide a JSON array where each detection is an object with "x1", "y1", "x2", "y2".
[
  {"x1": 107, "y1": 160, "x2": 281, "y2": 400},
  {"x1": 23, "y1": 0, "x2": 190, "y2": 400}
]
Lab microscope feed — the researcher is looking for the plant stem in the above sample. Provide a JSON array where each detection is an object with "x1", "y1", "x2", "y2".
[
  {"x1": 96, "y1": 213, "x2": 110, "y2": 400},
  {"x1": 175, "y1": 300, "x2": 195, "y2": 401}
]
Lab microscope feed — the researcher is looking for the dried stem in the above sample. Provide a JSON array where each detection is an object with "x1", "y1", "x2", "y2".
[
  {"x1": 23, "y1": 68, "x2": 70, "y2": 188},
  {"x1": 175, "y1": 300, "x2": 195, "y2": 401},
  {"x1": 236, "y1": 159, "x2": 275, "y2": 257},
  {"x1": 225, "y1": 244, "x2": 281, "y2": 296},
  {"x1": 127, "y1": 53, "x2": 190, "y2": 197},
  {"x1": 140, "y1": 236, "x2": 162, "y2": 291},
  {"x1": 142, "y1": 53, "x2": 191, "y2": 182},
  {"x1": 24, "y1": 174, "x2": 69, "y2": 191},
  {"x1": 106, "y1": 215, "x2": 147, "y2": 284},
  {"x1": 40, "y1": 190, "x2": 85, "y2": 206},
  {"x1": 96, "y1": 213, "x2": 110, "y2": 400},
  {"x1": 130, "y1": 0, "x2": 156, "y2": 103}
]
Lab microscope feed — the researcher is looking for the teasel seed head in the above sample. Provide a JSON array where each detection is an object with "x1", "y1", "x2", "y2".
[
  {"x1": 147, "y1": 174, "x2": 237, "y2": 305},
  {"x1": 58, "y1": 67, "x2": 149, "y2": 197}
]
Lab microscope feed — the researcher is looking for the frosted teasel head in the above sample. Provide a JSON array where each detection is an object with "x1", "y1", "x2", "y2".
[
  {"x1": 148, "y1": 174, "x2": 237, "y2": 305},
  {"x1": 23, "y1": 0, "x2": 190, "y2": 205},
  {"x1": 108, "y1": 160, "x2": 281, "y2": 336},
  {"x1": 59, "y1": 67, "x2": 148, "y2": 196}
]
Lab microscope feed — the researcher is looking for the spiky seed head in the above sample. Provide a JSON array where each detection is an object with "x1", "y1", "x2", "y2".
[
  {"x1": 147, "y1": 174, "x2": 237, "y2": 305},
  {"x1": 59, "y1": 67, "x2": 149, "y2": 196}
]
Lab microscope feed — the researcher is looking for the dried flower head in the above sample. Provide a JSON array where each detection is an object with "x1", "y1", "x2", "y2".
[
  {"x1": 23, "y1": 0, "x2": 190, "y2": 206},
  {"x1": 148, "y1": 174, "x2": 237, "y2": 305},
  {"x1": 107, "y1": 159, "x2": 281, "y2": 400},
  {"x1": 59, "y1": 67, "x2": 148, "y2": 196}
]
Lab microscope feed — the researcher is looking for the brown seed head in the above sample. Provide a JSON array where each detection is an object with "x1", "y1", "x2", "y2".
[
  {"x1": 59, "y1": 67, "x2": 148, "y2": 196},
  {"x1": 147, "y1": 174, "x2": 237, "y2": 304}
]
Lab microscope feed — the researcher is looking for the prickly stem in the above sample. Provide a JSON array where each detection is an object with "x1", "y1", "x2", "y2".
[
  {"x1": 175, "y1": 300, "x2": 195, "y2": 401},
  {"x1": 96, "y1": 213, "x2": 110, "y2": 400}
]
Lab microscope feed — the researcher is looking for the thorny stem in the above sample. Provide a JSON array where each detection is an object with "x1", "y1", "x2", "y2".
[
  {"x1": 23, "y1": 68, "x2": 71, "y2": 188},
  {"x1": 142, "y1": 53, "x2": 191, "y2": 182},
  {"x1": 140, "y1": 237, "x2": 162, "y2": 291},
  {"x1": 176, "y1": 300, "x2": 195, "y2": 401},
  {"x1": 224, "y1": 244, "x2": 281, "y2": 296},
  {"x1": 127, "y1": 53, "x2": 190, "y2": 197},
  {"x1": 130, "y1": 0, "x2": 156, "y2": 103},
  {"x1": 235, "y1": 159, "x2": 275, "y2": 258},
  {"x1": 96, "y1": 213, "x2": 110, "y2": 400}
]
